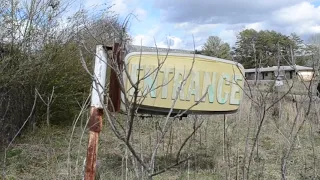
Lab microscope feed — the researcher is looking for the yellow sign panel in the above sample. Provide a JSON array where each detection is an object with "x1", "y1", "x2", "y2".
[{"x1": 121, "y1": 52, "x2": 245, "y2": 114}]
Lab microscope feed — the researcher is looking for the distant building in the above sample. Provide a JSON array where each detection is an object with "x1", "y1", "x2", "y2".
[{"x1": 244, "y1": 65, "x2": 315, "y2": 81}]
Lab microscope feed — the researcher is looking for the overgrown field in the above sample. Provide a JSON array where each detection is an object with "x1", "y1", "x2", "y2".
[{"x1": 2, "y1": 92, "x2": 320, "y2": 180}]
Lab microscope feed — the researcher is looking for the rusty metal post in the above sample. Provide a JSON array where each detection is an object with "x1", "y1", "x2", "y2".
[
  {"x1": 85, "y1": 45, "x2": 107, "y2": 180},
  {"x1": 108, "y1": 43, "x2": 123, "y2": 112}
]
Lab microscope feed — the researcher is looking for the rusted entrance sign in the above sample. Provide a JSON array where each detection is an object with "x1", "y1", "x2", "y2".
[{"x1": 121, "y1": 52, "x2": 245, "y2": 115}]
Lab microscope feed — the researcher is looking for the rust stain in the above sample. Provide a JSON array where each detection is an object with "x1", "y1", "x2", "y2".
[
  {"x1": 88, "y1": 107, "x2": 103, "y2": 133},
  {"x1": 85, "y1": 107, "x2": 103, "y2": 180},
  {"x1": 84, "y1": 131, "x2": 99, "y2": 180}
]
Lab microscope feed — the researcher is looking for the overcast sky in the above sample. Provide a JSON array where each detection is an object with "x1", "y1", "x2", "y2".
[{"x1": 72, "y1": 0, "x2": 320, "y2": 50}]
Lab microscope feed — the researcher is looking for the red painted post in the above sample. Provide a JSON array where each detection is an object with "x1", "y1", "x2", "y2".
[{"x1": 84, "y1": 45, "x2": 107, "y2": 180}]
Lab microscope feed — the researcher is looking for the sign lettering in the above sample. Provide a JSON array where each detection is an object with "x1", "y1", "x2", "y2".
[{"x1": 122, "y1": 52, "x2": 245, "y2": 114}]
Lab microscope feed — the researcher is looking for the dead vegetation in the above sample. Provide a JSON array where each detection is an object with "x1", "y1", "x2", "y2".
[{"x1": 2, "y1": 91, "x2": 320, "y2": 179}]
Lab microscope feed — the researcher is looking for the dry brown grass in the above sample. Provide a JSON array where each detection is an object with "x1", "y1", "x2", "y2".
[{"x1": 2, "y1": 90, "x2": 320, "y2": 179}]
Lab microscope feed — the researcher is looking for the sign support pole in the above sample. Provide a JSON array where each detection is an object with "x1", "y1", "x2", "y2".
[
  {"x1": 84, "y1": 45, "x2": 107, "y2": 180},
  {"x1": 108, "y1": 43, "x2": 122, "y2": 112}
]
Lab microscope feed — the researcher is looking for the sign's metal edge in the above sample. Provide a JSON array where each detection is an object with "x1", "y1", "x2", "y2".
[
  {"x1": 120, "y1": 51, "x2": 245, "y2": 113},
  {"x1": 124, "y1": 52, "x2": 245, "y2": 68},
  {"x1": 136, "y1": 105, "x2": 240, "y2": 115}
]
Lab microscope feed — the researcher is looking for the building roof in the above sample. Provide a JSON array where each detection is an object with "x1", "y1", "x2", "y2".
[{"x1": 245, "y1": 65, "x2": 314, "y2": 73}]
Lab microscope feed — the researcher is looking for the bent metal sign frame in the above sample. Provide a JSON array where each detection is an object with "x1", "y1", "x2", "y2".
[{"x1": 121, "y1": 52, "x2": 245, "y2": 115}]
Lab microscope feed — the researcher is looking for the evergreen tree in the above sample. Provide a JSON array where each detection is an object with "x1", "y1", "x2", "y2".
[{"x1": 201, "y1": 36, "x2": 231, "y2": 59}]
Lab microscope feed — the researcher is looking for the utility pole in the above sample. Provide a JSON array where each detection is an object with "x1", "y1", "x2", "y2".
[
  {"x1": 252, "y1": 40, "x2": 258, "y2": 85},
  {"x1": 84, "y1": 45, "x2": 107, "y2": 180},
  {"x1": 276, "y1": 42, "x2": 282, "y2": 120}
]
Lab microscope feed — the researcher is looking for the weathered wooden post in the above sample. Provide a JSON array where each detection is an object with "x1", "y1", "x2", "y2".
[{"x1": 85, "y1": 45, "x2": 107, "y2": 180}]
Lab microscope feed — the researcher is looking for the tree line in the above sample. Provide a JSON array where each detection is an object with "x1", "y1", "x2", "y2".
[{"x1": 199, "y1": 29, "x2": 320, "y2": 69}]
